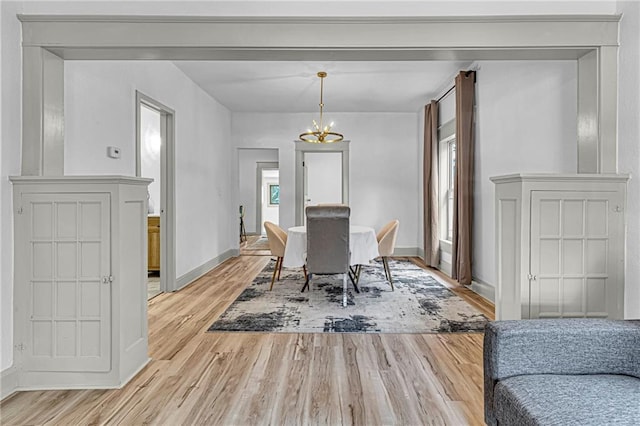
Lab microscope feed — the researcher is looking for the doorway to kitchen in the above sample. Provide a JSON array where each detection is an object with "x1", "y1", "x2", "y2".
[{"x1": 136, "y1": 92, "x2": 176, "y2": 299}]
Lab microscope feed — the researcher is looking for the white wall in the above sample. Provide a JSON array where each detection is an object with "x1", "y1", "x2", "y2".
[
  {"x1": 238, "y1": 148, "x2": 278, "y2": 234},
  {"x1": 438, "y1": 91, "x2": 456, "y2": 125},
  {"x1": 617, "y1": 0, "x2": 640, "y2": 319},
  {"x1": 473, "y1": 60, "x2": 578, "y2": 287},
  {"x1": 232, "y1": 112, "x2": 421, "y2": 250},
  {"x1": 64, "y1": 60, "x2": 233, "y2": 280}
]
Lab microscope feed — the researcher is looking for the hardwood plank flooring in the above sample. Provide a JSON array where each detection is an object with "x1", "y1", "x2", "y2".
[{"x1": 0, "y1": 255, "x2": 493, "y2": 425}]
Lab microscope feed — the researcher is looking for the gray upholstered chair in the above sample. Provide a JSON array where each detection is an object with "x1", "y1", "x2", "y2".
[
  {"x1": 264, "y1": 221, "x2": 287, "y2": 290},
  {"x1": 484, "y1": 319, "x2": 640, "y2": 426},
  {"x1": 302, "y1": 205, "x2": 356, "y2": 304}
]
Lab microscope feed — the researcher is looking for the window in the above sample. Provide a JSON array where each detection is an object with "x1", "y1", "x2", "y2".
[
  {"x1": 447, "y1": 140, "x2": 456, "y2": 241},
  {"x1": 269, "y1": 184, "x2": 280, "y2": 205},
  {"x1": 439, "y1": 134, "x2": 456, "y2": 242}
]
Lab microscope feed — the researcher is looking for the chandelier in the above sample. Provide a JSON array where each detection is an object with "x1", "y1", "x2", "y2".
[{"x1": 299, "y1": 72, "x2": 344, "y2": 143}]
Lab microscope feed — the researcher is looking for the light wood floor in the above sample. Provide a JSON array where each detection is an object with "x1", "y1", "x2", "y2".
[
  {"x1": 0, "y1": 254, "x2": 493, "y2": 425},
  {"x1": 240, "y1": 234, "x2": 271, "y2": 256}
]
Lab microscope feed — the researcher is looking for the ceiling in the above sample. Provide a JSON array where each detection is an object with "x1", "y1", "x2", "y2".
[{"x1": 173, "y1": 60, "x2": 470, "y2": 113}]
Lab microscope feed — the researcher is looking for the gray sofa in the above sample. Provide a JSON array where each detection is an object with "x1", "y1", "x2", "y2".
[{"x1": 484, "y1": 319, "x2": 640, "y2": 425}]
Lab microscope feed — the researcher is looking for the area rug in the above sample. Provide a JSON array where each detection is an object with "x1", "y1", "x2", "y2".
[{"x1": 208, "y1": 259, "x2": 488, "y2": 334}]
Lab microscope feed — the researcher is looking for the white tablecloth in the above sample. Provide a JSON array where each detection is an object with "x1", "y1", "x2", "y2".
[{"x1": 282, "y1": 225, "x2": 379, "y2": 268}]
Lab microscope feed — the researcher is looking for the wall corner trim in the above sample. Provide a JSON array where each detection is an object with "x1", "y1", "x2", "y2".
[{"x1": 175, "y1": 249, "x2": 238, "y2": 290}]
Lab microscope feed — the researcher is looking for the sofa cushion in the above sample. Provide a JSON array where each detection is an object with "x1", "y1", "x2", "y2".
[{"x1": 494, "y1": 374, "x2": 640, "y2": 426}]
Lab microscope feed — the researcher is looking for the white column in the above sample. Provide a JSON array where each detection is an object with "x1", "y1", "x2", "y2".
[{"x1": 22, "y1": 47, "x2": 64, "y2": 176}]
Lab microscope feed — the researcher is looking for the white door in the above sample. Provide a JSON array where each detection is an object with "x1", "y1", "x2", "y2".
[
  {"x1": 304, "y1": 152, "x2": 343, "y2": 207},
  {"x1": 18, "y1": 193, "x2": 111, "y2": 372},
  {"x1": 530, "y1": 191, "x2": 624, "y2": 319}
]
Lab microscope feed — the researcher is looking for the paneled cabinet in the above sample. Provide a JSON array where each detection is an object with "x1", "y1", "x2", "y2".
[
  {"x1": 11, "y1": 176, "x2": 152, "y2": 390},
  {"x1": 491, "y1": 174, "x2": 629, "y2": 320}
]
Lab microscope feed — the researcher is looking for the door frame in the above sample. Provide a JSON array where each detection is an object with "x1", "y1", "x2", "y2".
[
  {"x1": 295, "y1": 140, "x2": 350, "y2": 225},
  {"x1": 135, "y1": 91, "x2": 177, "y2": 293},
  {"x1": 255, "y1": 161, "x2": 279, "y2": 235}
]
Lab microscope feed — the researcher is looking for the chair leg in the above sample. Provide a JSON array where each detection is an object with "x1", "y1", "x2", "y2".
[
  {"x1": 348, "y1": 266, "x2": 357, "y2": 284},
  {"x1": 277, "y1": 256, "x2": 283, "y2": 280},
  {"x1": 301, "y1": 273, "x2": 311, "y2": 292},
  {"x1": 383, "y1": 257, "x2": 394, "y2": 291},
  {"x1": 342, "y1": 273, "x2": 348, "y2": 307},
  {"x1": 348, "y1": 268, "x2": 360, "y2": 293},
  {"x1": 380, "y1": 257, "x2": 388, "y2": 281},
  {"x1": 269, "y1": 257, "x2": 280, "y2": 291},
  {"x1": 356, "y1": 264, "x2": 362, "y2": 283},
  {"x1": 302, "y1": 264, "x2": 308, "y2": 281},
  {"x1": 239, "y1": 218, "x2": 247, "y2": 243}
]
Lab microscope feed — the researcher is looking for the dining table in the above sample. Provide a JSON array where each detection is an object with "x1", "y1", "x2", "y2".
[{"x1": 282, "y1": 225, "x2": 379, "y2": 269}]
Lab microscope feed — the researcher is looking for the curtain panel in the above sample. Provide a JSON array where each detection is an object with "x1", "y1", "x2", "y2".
[
  {"x1": 452, "y1": 71, "x2": 476, "y2": 285},
  {"x1": 423, "y1": 101, "x2": 440, "y2": 267}
]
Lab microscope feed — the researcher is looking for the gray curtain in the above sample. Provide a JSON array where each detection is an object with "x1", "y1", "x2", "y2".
[
  {"x1": 452, "y1": 71, "x2": 476, "y2": 285},
  {"x1": 423, "y1": 101, "x2": 440, "y2": 267}
]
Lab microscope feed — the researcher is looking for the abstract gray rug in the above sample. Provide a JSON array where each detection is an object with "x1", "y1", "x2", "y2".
[{"x1": 208, "y1": 259, "x2": 488, "y2": 333}]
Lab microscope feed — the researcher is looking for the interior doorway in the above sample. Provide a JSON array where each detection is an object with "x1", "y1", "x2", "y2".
[
  {"x1": 238, "y1": 149, "x2": 279, "y2": 255},
  {"x1": 136, "y1": 92, "x2": 176, "y2": 297},
  {"x1": 295, "y1": 140, "x2": 350, "y2": 225},
  {"x1": 256, "y1": 163, "x2": 279, "y2": 235},
  {"x1": 140, "y1": 103, "x2": 162, "y2": 299},
  {"x1": 239, "y1": 164, "x2": 279, "y2": 256}
]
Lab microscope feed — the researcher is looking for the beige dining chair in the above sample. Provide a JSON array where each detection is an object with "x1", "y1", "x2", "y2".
[
  {"x1": 264, "y1": 221, "x2": 288, "y2": 290},
  {"x1": 302, "y1": 205, "x2": 357, "y2": 301},
  {"x1": 353, "y1": 219, "x2": 400, "y2": 290},
  {"x1": 377, "y1": 220, "x2": 399, "y2": 290}
]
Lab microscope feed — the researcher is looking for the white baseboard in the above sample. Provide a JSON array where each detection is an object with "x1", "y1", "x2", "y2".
[
  {"x1": 471, "y1": 278, "x2": 495, "y2": 303},
  {"x1": 438, "y1": 259, "x2": 452, "y2": 276},
  {"x1": 175, "y1": 249, "x2": 238, "y2": 290},
  {"x1": 436, "y1": 260, "x2": 495, "y2": 304},
  {"x1": 118, "y1": 357, "x2": 151, "y2": 389},
  {"x1": 393, "y1": 247, "x2": 421, "y2": 257},
  {"x1": 1, "y1": 365, "x2": 19, "y2": 401}
]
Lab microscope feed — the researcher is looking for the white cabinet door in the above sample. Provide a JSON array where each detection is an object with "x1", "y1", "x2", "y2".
[
  {"x1": 18, "y1": 193, "x2": 111, "y2": 372},
  {"x1": 530, "y1": 191, "x2": 623, "y2": 319}
]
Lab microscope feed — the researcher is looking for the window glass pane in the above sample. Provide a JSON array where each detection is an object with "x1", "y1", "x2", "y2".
[
  {"x1": 449, "y1": 141, "x2": 456, "y2": 191},
  {"x1": 438, "y1": 136, "x2": 456, "y2": 242},
  {"x1": 448, "y1": 193, "x2": 454, "y2": 241}
]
